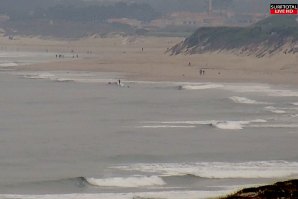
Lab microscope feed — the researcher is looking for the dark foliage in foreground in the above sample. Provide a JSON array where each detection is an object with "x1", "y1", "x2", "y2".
[{"x1": 221, "y1": 179, "x2": 298, "y2": 199}]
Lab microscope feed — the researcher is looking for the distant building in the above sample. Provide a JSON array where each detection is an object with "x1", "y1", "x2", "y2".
[{"x1": 149, "y1": 11, "x2": 227, "y2": 28}]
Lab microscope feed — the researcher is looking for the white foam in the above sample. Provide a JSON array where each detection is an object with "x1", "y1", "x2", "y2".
[
  {"x1": 141, "y1": 120, "x2": 216, "y2": 125},
  {"x1": 229, "y1": 96, "x2": 270, "y2": 105},
  {"x1": 224, "y1": 84, "x2": 298, "y2": 97},
  {"x1": 250, "y1": 124, "x2": 298, "y2": 128},
  {"x1": 211, "y1": 119, "x2": 266, "y2": 130},
  {"x1": 292, "y1": 102, "x2": 298, "y2": 106},
  {"x1": 23, "y1": 72, "x2": 56, "y2": 80},
  {"x1": 15, "y1": 72, "x2": 298, "y2": 97},
  {"x1": 16, "y1": 72, "x2": 298, "y2": 97},
  {"x1": 251, "y1": 119, "x2": 267, "y2": 123},
  {"x1": 113, "y1": 161, "x2": 298, "y2": 179},
  {"x1": 211, "y1": 121, "x2": 249, "y2": 130},
  {"x1": 19, "y1": 71, "x2": 124, "y2": 84},
  {"x1": 265, "y1": 106, "x2": 286, "y2": 114},
  {"x1": 142, "y1": 119, "x2": 267, "y2": 130},
  {"x1": 86, "y1": 176, "x2": 165, "y2": 188},
  {"x1": 135, "y1": 82, "x2": 298, "y2": 98},
  {"x1": 0, "y1": 190, "x2": 231, "y2": 199},
  {"x1": 179, "y1": 83, "x2": 224, "y2": 90},
  {"x1": 0, "y1": 62, "x2": 18, "y2": 67},
  {"x1": 180, "y1": 83, "x2": 298, "y2": 97},
  {"x1": 136, "y1": 125, "x2": 196, "y2": 128}
]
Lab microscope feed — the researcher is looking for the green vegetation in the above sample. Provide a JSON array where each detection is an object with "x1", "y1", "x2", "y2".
[{"x1": 170, "y1": 16, "x2": 298, "y2": 57}]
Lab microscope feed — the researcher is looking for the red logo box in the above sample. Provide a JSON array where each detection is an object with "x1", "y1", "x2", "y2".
[{"x1": 270, "y1": 4, "x2": 298, "y2": 15}]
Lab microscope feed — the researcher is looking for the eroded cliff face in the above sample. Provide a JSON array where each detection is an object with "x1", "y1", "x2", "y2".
[{"x1": 168, "y1": 16, "x2": 298, "y2": 58}]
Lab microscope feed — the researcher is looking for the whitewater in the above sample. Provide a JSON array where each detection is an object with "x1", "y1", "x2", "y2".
[{"x1": 0, "y1": 53, "x2": 298, "y2": 198}]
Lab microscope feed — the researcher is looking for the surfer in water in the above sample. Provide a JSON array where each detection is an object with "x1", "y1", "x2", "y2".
[{"x1": 108, "y1": 79, "x2": 129, "y2": 88}]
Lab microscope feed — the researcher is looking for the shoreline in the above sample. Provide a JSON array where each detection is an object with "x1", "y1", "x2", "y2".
[
  {"x1": 16, "y1": 54, "x2": 298, "y2": 86},
  {"x1": 1, "y1": 36, "x2": 295, "y2": 86}
]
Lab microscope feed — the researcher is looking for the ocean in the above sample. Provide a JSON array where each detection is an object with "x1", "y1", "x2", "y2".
[{"x1": 0, "y1": 51, "x2": 298, "y2": 199}]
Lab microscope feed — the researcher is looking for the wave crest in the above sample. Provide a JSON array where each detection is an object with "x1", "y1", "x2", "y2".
[
  {"x1": 113, "y1": 161, "x2": 298, "y2": 179},
  {"x1": 179, "y1": 83, "x2": 223, "y2": 90},
  {"x1": 211, "y1": 121, "x2": 247, "y2": 130},
  {"x1": 0, "y1": 62, "x2": 18, "y2": 67},
  {"x1": 229, "y1": 96, "x2": 270, "y2": 105},
  {"x1": 265, "y1": 106, "x2": 286, "y2": 114},
  {"x1": 142, "y1": 119, "x2": 267, "y2": 130},
  {"x1": 86, "y1": 176, "x2": 166, "y2": 188}
]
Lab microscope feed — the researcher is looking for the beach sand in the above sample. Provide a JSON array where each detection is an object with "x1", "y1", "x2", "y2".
[{"x1": 2, "y1": 35, "x2": 298, "y2": 85}]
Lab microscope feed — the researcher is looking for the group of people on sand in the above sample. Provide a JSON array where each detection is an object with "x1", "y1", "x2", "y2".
[
  {"x1": 55, "y1": 54, "x2": 79, "y2": 59},
  {"x1": 188, "y1": 62, "x2": 206, "y2": 76},
  {"x1": 200, "y1": 69, "x2": 205, "y2": 76},
  {"x1": 56, "y1": 54, "x2": 64, "y2": 58}
]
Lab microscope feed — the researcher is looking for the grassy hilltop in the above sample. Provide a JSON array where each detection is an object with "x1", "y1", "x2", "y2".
[{"x1": 169, "y1": 16, "x2": 298, "y2": 57}]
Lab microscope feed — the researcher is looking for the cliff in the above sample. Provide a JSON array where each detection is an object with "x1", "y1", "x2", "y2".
[{"x1": 169, "y1": 16, "x2": 298, "y2": 58}]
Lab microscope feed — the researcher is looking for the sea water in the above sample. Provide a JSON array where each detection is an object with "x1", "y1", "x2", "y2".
[{"x1": 0, "y1": 53, "x2": 298, "y2": 199}]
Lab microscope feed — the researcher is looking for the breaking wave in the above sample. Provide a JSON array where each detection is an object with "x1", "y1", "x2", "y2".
[
  {"x1": 24, "y1": 72, "x2": 56, "y2": 80},
  {"x1": 180, "y1": 83, "x2": 298, "y2": 97},
  {"x1": 86, "y1": 176, "x2": 166, "y2": 188},
  {"x1": 113, "y1": 161, "x2": 298, "y2": 179},
  {"x1": 19, "y1": 72, "x2": 123, "y2": 84},
  {"x1": 229, "y1": 96, "x2": 271, "y2": 105},
  {"x1": 211, "y1": 119, "x2": 267, "y2": 130},
  {"x1": 249, "y1": 124, "x2": 298, "y2": 128},
  {"x1": 210, "y1": 121, "x2": 248, "y2": 130},
  {"x1": 141, "y1": 119, "x2": 267, "y2": 130},
  {"x1": 265, "y1": 106, "x2": 286, "y2": 114},
  {"x1": 0, "y1": 62, "x2": 18, "y2": 67},
  {"x1": 178, "y1": 83, "x2": 223, "y2": 90},
  {"x1": 136, "y1": 125, "x2": 196, "y2": 128}
]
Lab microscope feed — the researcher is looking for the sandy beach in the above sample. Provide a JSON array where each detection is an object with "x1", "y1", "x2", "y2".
[{"x1": 1, "y1": 35, "x2": 297, "y2": 85}]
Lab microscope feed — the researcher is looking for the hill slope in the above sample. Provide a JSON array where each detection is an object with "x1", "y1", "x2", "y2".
[
  {"x1": 221, "y1": 179, "x2": 298, "y2": 199},
  {"x1": 169, "y1": 16, "x2": 298, "y2": 57}
]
